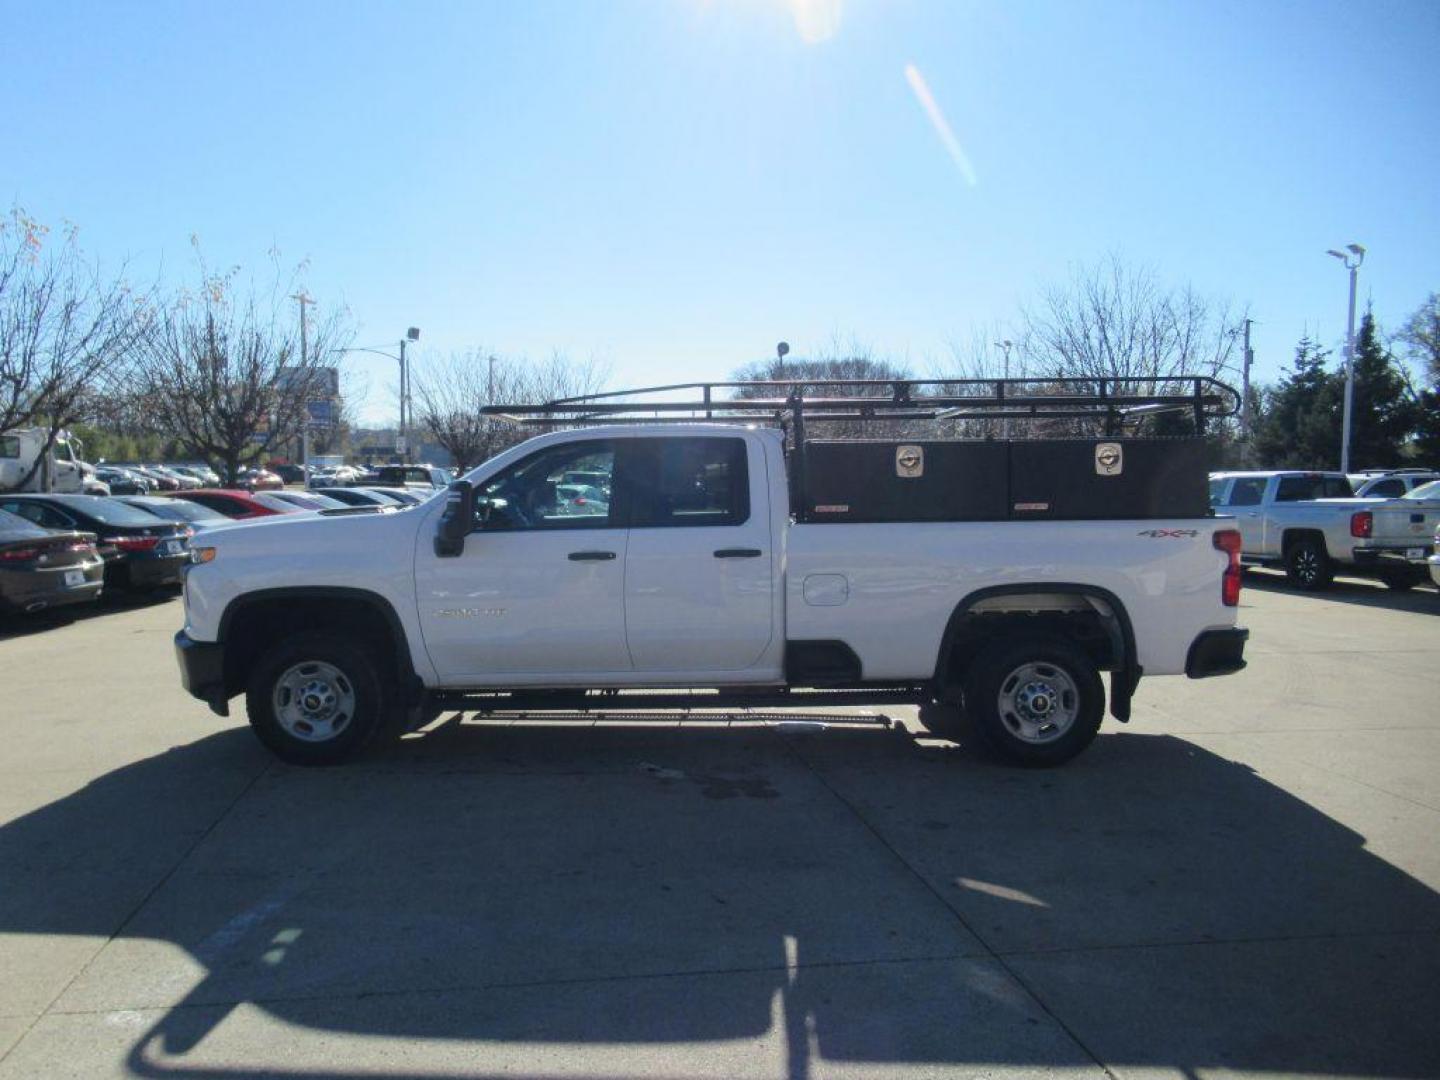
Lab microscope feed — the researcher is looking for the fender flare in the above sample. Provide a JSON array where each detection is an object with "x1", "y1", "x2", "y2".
[
  {"x1": 932, "y1": 582, "x2": 1141, "y2": 722},
  {"x1": 218, "y1": 586, "x2": 423, "y2": 706}
]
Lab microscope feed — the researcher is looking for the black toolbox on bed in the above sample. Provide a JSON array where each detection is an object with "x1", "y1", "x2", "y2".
[{"x1": 799, "y1": 437, "x2": 1210, "y2": 523}]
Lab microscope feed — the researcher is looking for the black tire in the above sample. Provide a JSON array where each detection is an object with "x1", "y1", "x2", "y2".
[
  {"x1": 1379, "y1": 568, "x2": 1423, "y2": 592},
  {"x1": 245, "y1": 630, "x2": 388, "y2": 766},
  {"x1": 962, "y1": 636, "x2": 1104, "y2": 767},
  {"x1": 1284, "y1": 536, "x2": 1334, "y2": 591}
]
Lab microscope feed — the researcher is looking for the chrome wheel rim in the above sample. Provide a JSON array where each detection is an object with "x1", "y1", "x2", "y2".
[
  {"x1": 272, "y1": 661, "x2": 355, "y2": 743},
  {"x1": 996, "y1": 661, "x2": 1079, "y2": 744}
]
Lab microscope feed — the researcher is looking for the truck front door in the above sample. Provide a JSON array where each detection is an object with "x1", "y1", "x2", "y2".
[
  {"x1": 622, "y1": 436, "x2": 776, "y2": 674},
  {"x1": 415, "y1": 439, "x2": 633, "y2": 683}
]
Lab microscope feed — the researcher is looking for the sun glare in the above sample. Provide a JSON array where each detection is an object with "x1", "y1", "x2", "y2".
[
  {"x1": 788, "y1": 0, "x2": 843, "y2": 44},
  {"x1": 904, "y1": 62, "x2": 979, "y2": 187}
]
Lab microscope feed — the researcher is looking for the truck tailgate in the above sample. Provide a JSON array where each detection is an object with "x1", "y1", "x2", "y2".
[{"x1": 1369, "y1": 502, "x2": 1440, "y2": 552}]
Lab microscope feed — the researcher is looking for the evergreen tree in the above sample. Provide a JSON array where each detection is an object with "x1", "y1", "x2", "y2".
[
  {"x1": 1253, "y1": 337, "x2": 1341, "y2": 468},
  {"x1": 1345, "y1": 311, "x2": 1415, "y2": 469}
]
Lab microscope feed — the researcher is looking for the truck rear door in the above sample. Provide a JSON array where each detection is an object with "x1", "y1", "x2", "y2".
[{"x1": 622, "y1": 435, "x2": 776, "y2": 673}]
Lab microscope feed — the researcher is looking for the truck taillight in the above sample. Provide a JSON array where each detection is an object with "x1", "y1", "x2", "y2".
[
  {"x1": 1213, "y1": 528, "x2": 1242, "y2": 607},
  {"x1": 1350, "y1": 511, "x2": 1373, "y2": 538}
]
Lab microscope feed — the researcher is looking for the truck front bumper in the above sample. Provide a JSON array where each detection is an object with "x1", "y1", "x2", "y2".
[
  {"x1": 1186, "y1": 627, "x2": 1248, "y2": 679},
  {"x1": 175, "y1": 629, "x2": 229, "y2": 716}
]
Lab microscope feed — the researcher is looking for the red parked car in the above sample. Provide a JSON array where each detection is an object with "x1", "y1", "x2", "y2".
[
  {"x1": 169, "y1": 489, "x2": 294, "y2": 520},
  {"x1": 236, "y1": 467, "x2": 284, "y2": 491}
]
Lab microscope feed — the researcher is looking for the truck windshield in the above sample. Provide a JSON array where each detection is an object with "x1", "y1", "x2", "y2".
[{"x1": 1402, "y1": 481, "x2": 1440, "y2": 501}]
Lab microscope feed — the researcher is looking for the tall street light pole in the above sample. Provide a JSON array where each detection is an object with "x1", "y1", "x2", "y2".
[
  {"x1": 291, "y1": 292, "x2": 315, "y2": 471},
  {"x1": 994, "y1": 339, "x2": 1014, "y2": 439},
  {"x1": 398, "y1": 327, "x2": 420, "y2": 461},
  {"x1": 1327, "y1": 244, "x2": 1365, "y2": 473}
]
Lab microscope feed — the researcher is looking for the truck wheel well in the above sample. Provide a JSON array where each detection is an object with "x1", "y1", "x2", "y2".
[
  {"x1": 933, "y1": 586, "x2": 1136, "y2": 715},
  {"x1": 221, "y1": 591, "x2": 415, "y2": 701},
  {"x1": 1281, "y1": 528, "x2": 1327, "y2": 555}
]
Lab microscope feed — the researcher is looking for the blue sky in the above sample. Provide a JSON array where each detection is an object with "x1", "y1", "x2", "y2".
[{"x1": 6, "y1": 0, "x2": 1439, "y2": 422}]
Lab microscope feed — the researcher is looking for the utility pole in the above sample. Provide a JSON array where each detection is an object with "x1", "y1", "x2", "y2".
[
  {"x1": 1327, "y1": 244, "x2": 1365, "y2": 473},
  {"x1": 995, "y1": 339, "x2": 1014, "y2": 439},
  {"x1": 398, "y1": 327, "x2": 420, "y2": 462},
  {"x1": 292, "y1": 291, "x2": 315, "y2": 474},
  {"x1": 1240, "y1": 318, "x2": 1254, "y2": 445}
]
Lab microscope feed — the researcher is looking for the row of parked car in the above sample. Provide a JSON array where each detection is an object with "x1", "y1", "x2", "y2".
[{"x1": 0, "y1": 467, "x2": 451, "y2": 619}]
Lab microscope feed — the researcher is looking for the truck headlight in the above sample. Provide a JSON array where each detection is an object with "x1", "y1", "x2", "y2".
[{"x1": 190, "y1": 547, "x2": 217, "y2": 565}]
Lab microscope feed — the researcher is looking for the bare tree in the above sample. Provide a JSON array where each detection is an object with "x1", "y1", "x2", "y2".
[
  {"x1": 1020, "y1": 255, "x2": 1241, "y2": 386},
  {"x1": 132, "y1": 249, "x2": 352, "y2": 484},
  {"x1": 730, "y1": 342, "x2": 912, "y2": 439},
  {"x1": 1397, "y1": 292, "x2": 1440, "y2": 385},
  {"x1": 414, "y1": 350, "x2": 609, "y2": 473},
  {"x1": 941, "y1": 257, "x2": 1244, "y2": 437},
  {"x1": 0, "y1": 209, "x2": 145, "y2": 490}
]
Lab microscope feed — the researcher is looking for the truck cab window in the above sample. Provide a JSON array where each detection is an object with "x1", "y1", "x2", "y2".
[
  {"x1": 478, "y1": 441, "x2": 617, "y2": 530},
  {"x1": 630, "y1": 437, "x2": 749, "y2": 528},
  {"x1": 1228, "y1": 478, "x2": 1266, "y2": 506}
]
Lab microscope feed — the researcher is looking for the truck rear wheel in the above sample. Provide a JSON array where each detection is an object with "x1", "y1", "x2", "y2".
[
  {"x1": 1284, "y1": 536, "x2": 1334, "y2": 591},
  {"x1": 1379, "y1": 567, "x2": 1423, "y2": 592},
  {"x1": 962, "y1": 637, "x2": 1104, "y2": 767},
  {"x1": 245, "y1": 631, "x2": 388, "y2": 766}
]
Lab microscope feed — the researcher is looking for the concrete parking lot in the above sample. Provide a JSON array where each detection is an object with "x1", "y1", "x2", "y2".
[{"x1": 1, "y1": 573, "x2": 1437, "y2": 1079}]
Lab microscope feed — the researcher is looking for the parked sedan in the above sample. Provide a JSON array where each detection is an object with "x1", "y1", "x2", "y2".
[
  {"x1": 95, "y1": 467, "x2": 151, "y2": 495},
  {"x1": 0, "y1": 508, "x2": 105, "y2": 615},
  {"x1": 170, "y1": 489, "x2": 292, "y2": 520},
  {"x1": 310, "y1": 486, "x2": 401, "y2": 508},
  {"x1": 256, "y1": 491, "x2": 350, "y2": 512},
  {"x1": 0, "y1": 495, "x2": 189, "y2": 591},
  {"x1": 363, "y1": 486, "x2": 426, "y2": 506},
  {"x1": 236, "y1": 467, "x2": 284, "y2": 491},
  {"x1": 118, "y1": 495, "x2": 234, "y2": 533},
  {"x1": 117, "y1": 464, "x2": 181, "y2": 491},
  {"x1": 148, "y1": 465, "x2": 201, "y2": 490}
]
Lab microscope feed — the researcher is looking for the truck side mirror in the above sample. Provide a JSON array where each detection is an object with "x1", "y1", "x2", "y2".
[{"x1": 434, "y1": 480, "x2": 474, "y2": 558}]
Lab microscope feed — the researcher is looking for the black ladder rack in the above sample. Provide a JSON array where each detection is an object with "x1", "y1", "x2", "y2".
[
  {"x1": 480, "y1": 375, "x2": 1238, "y2": 525},
  {"x1": 480, "y1": 375, "x2": 1239, "y2": 433}
]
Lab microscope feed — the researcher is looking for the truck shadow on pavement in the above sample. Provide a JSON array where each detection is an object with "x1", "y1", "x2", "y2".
[
  {"x1": 1242, "y1": 567, "x2": 1440, "y2": 613},
  {"x1": 3, "y1": 721, "x2": 1438, "y2": 1078}
]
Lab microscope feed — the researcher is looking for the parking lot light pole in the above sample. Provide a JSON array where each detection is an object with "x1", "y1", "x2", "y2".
[
  {"x1": 1327, "y1": 244, "x2": 1365, "y2": 474},
  {"x1": 995, "y1": 339, "x2": 1014, "y2": 439},
  {"x1": 339, "y1": 328, "x2": 420, "y2": 462}
]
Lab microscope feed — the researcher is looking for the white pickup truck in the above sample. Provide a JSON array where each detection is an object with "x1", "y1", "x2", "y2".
[
  {"x1": 1209, "y1": 470, "x2": 1440, "y2": 590},
  {"x1": 175, "y1": 379, "x2": 1248, "y2": 768}
]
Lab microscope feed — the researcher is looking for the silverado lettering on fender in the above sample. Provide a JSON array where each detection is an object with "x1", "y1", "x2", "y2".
[{"x1": 175, "y1": 377, "x2": 1249, "y2": 767}]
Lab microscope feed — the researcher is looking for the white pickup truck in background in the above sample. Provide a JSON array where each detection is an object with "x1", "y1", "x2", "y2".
[
  {"x1": 175, "y1": 378, "x2": 1248, "y2": 768},
  {"x1": 1209, "y1": 470, "x2": 1440, "y2": 590}
]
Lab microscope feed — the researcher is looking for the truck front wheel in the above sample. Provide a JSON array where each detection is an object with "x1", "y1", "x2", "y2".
[
  {"x1": 245, "y1": 631, "x2": 388, "y2": 766},
  {"x1": 963, "y1": 637, "x2": 1104, "y2": 767}
]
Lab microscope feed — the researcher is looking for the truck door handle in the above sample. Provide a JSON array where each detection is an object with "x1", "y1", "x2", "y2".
[
  {"x1": 568, "y1": 550, "x2": 617, "y2": 561},
  {"x1": 714, "y1": 548, "x2": 763, "y2": 559}
]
